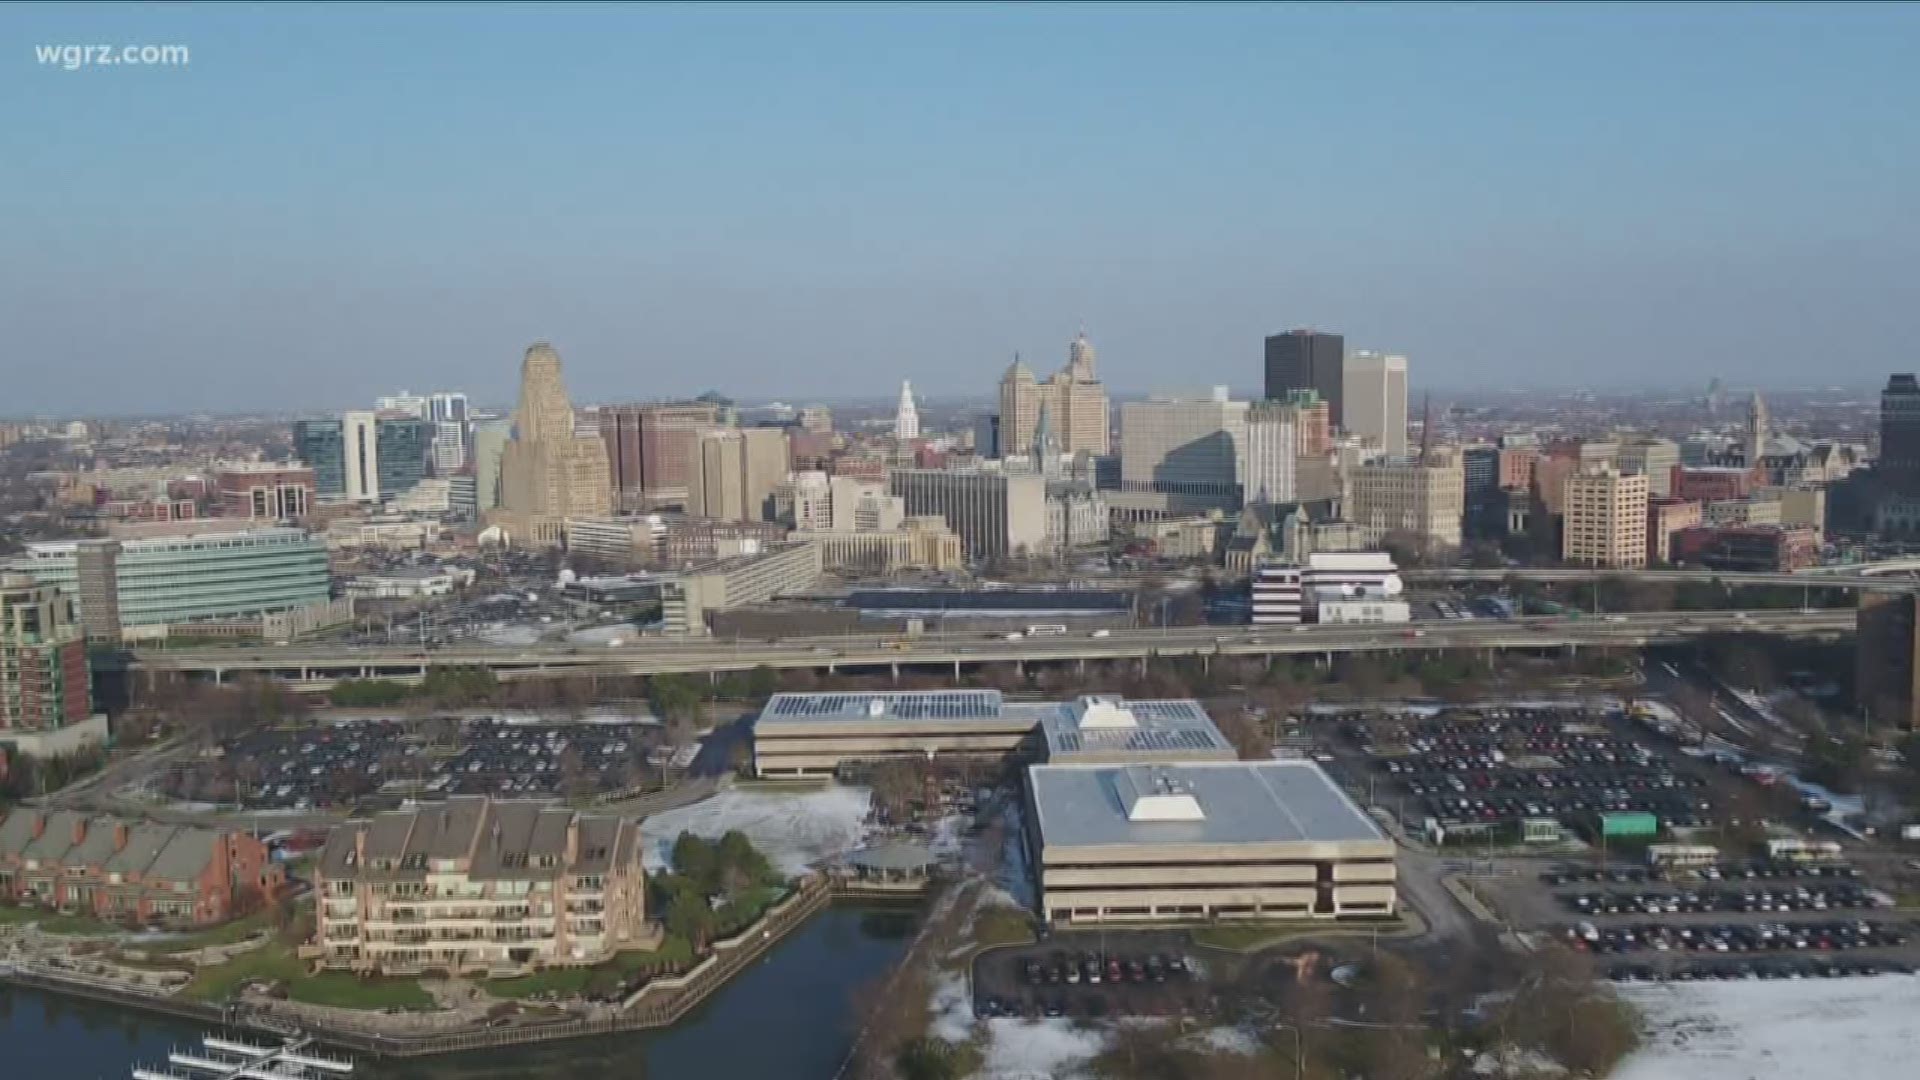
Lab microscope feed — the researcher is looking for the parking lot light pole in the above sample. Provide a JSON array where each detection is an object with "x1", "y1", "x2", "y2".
[{"x1": 1271, "y1": 1021, "x2": 1303, "y2": 1079}]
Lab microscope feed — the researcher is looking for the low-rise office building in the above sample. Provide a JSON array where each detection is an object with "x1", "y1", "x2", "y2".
[
  {"x1": 313, "y1": 797, "x2": 649, "y2": 976},
  {"x1": 752, "y1": 690, "x2": 1236, "y2": 779},
  {"x1": 1024, "y1": 760, "x2": 1396, "y2": 924},
  {"x1": 0, "y1": 809, "x2": 282, "y2": 926}
]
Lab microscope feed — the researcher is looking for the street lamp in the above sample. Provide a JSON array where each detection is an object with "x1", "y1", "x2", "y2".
[{"x1": 1271, "y1": 1021, "x2": 1304, "y2": 1080}]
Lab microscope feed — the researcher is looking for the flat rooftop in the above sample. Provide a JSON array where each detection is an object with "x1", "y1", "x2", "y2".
[
  {"x1": 760, "y1": 689, "x2": 1018, "y2": 726},
  {"x1": 1036, "y1": 696, "x2": 1233, "y2": 761},
  {"x1": 1028, "y1": 760, "x2": 1387, "y2": 849}
]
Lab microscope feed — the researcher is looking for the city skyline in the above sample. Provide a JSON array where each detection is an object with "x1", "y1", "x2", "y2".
[{"x1": 7, "y1": 4, "x2": 1918, "y2": 413}]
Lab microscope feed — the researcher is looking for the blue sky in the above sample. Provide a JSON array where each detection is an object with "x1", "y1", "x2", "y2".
[{"x1": 3, "y1": 3, "x2": 1916, "y2": 414}]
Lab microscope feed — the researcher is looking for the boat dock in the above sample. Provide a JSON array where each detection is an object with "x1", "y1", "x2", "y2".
[{"x1": 130, "y1": 1034, "x2": 353, "y2": 1080}]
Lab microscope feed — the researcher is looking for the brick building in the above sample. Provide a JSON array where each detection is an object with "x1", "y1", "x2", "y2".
[{"x1": 0, "y1": 810, "x2": 281, "y2": 926}]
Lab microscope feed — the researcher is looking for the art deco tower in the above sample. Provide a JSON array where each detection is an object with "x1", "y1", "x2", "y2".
[{"x1": 491, "y1": 342, "x2": 613, "y2": 546}]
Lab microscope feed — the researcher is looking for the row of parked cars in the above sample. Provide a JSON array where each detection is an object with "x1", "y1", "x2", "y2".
[
  {"x1": 1563, "y1": 884, "x2": 1881, "y2": 916},
  {"x1": 1608, "y1": 959, "x2": 1916, "y2": 982},
  {"x1": 1542, "y1": 861, "x2": 1861, "y2": 887},
  {"x1": 1021, "y1": 951, "x2": 1190, "y2": 987},
  {"x1": 1569, "y1": 919, "x2": 1907, "y2": 955}
]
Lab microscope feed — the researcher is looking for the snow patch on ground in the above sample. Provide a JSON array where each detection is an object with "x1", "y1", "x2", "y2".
[
  {"x1": 978, "y1": 1018, "x2": 1108, "y2": 1079},
  {"x1": 638, "y1": 784, "x2": 872, "y2": 877},
  {"x1": 1616, "y1": 974, "x2": 1920, "y2": 1080},
  {"x1": 477, "y1": 624, "x2": 544, "y2": 646},
  {"x1": 927, "y1": 972, "x2": 975, "y2": 1044},
  {"x1": 566, "y1": 622, "x2": 638, "y2": 645},
  {"x1": 1186, "y1": 1026, "x2": 1261, "y2": 1056}
]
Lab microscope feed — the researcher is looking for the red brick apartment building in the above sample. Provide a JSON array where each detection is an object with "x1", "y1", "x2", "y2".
[{"x1": 0, "y1": 810, "x2": 283, "y2": 926}]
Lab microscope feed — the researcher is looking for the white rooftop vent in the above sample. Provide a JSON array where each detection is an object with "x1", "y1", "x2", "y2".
[
  {"x1": 1116, "y1": 767, "x2": 1205, "y2": 822},
  {"x1": 1073, "y1": 695, "x2": 1139, "y2": 730},
  {"x1": 866, "y1": 697, "x2": 887, "y2": 718}
]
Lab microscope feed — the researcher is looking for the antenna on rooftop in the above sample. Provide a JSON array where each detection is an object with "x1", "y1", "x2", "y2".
[{"x1": 1419, "y1": 391, "x2": 1433, "y2": 461}]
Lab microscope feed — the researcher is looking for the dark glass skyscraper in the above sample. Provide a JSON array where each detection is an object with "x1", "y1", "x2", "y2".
[
  {"x1": 1263, "y1": 329, "x2": 1345, "y2": 426},
  {"x1": 375, "y1": 418, "x2": 432, "y2": 498},
  {"x1": 292, "y1": 419, "x2": 346, "y2": 497},
  {"x1": 1882, "y1": 374, "x2": 1920, "y2": 499}
]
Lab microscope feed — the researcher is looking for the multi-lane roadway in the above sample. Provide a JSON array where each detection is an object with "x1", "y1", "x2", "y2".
[{"x1": 127, "y1": 608, "x2": 1855, "y2": 689}]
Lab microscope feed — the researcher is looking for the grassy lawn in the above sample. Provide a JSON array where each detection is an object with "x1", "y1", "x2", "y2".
[
  {"x1": 486, "y1": 937, "x2": 695, "y2": 1001},
  {"x1": 971, "y1": 907, "x2": 1035, "y2": 948},
  {"x1": 180, "y1": 940, "x2": 431, "y2": 1010},
  {"x1": 0, "y1": 904, "x2": 118, "y2": 935}
]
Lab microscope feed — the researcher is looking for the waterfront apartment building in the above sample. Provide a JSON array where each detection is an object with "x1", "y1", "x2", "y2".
[
  {"x1": 312, "y1": 798, "x2": 649, "y2": 976},
  {"x1": 1119, "y1": 392, "x2": 1249, "y2": 508},
  {"x1": 215, "y1": 463, "x2": 315, "y2": 521},
  {"x1": 0, "y1": 809, "x2": 281, "y2": 926},
  {"x1": 17, "y1": 525, "x2": 330, "y2": 639},
  {"x1": 1561, "y1": 466, "x2": 1650, "y2": 569},
  {"x1": 1342, "y1": 351, "x2": 1409, "y2": 458},
  {"x1": 888, "y1": 469, "x2": 1047, "y2": 560},
  {"x1": 1025, "y1": 760, "x2": 1396, "y2": 925},
  {"x1": 0, "y1": 574, "x2": 92, "y2": 744},
  {"x1": 1263, "y1": 330, "x2": 1345, "y2": 426},
  {"x1": 1346, "y1": 450, "x2": 1465, "y2": 550}
]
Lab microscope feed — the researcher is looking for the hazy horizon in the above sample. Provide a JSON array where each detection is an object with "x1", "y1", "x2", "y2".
[{"x1": 6, "y1": 4, "x2": 1916, "y2": 414}]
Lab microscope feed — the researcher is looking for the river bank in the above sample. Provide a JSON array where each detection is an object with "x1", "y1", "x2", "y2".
[{"x1": 4, "y1": 904, "x2": 918, "y2": 1080}]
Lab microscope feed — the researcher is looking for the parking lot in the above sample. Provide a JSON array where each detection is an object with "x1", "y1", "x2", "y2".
[
  {"x1": 1332, "y1": 704, "x2": 1714, "y2": 837},
  {"x1": 971, "y1": 932, "x2": 1207, "y2": 1020},
  {"x1": 161, "y1": 716, "x2": 660, "y2": 809}
]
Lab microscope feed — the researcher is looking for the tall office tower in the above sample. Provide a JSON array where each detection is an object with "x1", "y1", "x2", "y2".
[
  {"x1": 376, "y1": 417, "x2": 432, "y2": 498},
  {"x1": 471, "y1": 420, "x2": 510, "y2": 513},
  {"x1": 1263, "y1": 329, "x2": 1345, "y2": 427},
  {"x1": 599, "y1": 401, "x2": 724, "y2": 510},
  {"x1": 292, "y1": 419, "x2": 347, "y2": 497},
  {"x1": 492, "y1": 343, "x2": 613, "y2": 547},
  {"x1": 1241, "y1": 400, "x2": 1299, "y2": 506},
  {"x1": 428, "y1": 392, "x2": 469, "y2": 425},
  {"x1": 1883, "y1": 374, "x2": 1920, "y2": 499},
  {"x1": 1745, "y1": 392, "x2": 1769, "y2": 470},
  {"x1": 1342, "y1": 351, "x2": 1409, "y2": 457},
  {"x1": 894, "y1": 381, "x2": 921, "y2": 441},
  {"x1": 1119, "y1": 390, "x2": 1250, "y2": 506},
  {"x1": 0, "y1": 574, "x2": 92, "y2": 740},
  {"x1": 689, "y1": 428, "x2": 790, "y2": 522},
  {"x1": 341, "y1": 411, "x2": 380, "y2": 502},
  {"x1": 1560, "y1": 465, "x2": 1651, "y2": 569},
  {"x1": 1616, "y1": 436, "x2": 1679, "y2": 497},
  {"x1": 1287, "y1": 390, "x2": 1332, "y2": 456},
  {"x1": 1346, "y1": 448, "x2": 1466, "y2": 551},
  {"x1": 996, "y1": 332, "x2": 1111, "y2": 457},
  {"x1": 1858, "y1": 592, "x2": 1920, "y2": 730}
]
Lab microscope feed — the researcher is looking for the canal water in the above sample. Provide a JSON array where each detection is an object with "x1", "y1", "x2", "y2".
[{"x1": 2, "y1": 905, "x2": 919, "y2": 1080}]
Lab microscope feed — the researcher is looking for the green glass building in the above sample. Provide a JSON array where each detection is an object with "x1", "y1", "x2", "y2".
[{"x1": 19, "y1": 526, "x2": 330, "y2": 631}]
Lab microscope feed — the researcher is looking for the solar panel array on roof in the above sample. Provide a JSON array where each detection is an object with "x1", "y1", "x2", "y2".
[
  {"x1": 1039, "y1": 697, "x2": 1232, "y2": 760},
  {"x1": 1051, "y1": 727, "x2": 1225, "y2": 753},
  {"x1": 763, "y1": 689, "x2": 1005, "y2": 722}
]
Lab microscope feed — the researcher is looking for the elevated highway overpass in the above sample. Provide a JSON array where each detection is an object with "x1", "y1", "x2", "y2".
[
  {"x1": 126, "y1": 608, "x2": 1855, "y2": 691},
  {"x1": 1406, "y1": 566, "x2": 1920, "y2": 591}
]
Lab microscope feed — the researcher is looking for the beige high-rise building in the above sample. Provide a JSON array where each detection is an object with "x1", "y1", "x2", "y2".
[
  {"x1": 997, "y1": 332, "x2": 1111, "y2": 457},
  {"x1": 1119, "y1": 391, "x2": 1250, "y2": 507},
  {"x1": 1346, "y1": 449, "x2": 1465, "y2": 551},
  {"x1": 1342, "y1": 351, "x2": 1409, "y2": 458},
  {"x1": 492, "y1": 343, "x2": 614, "y2": 547},
  {"x1": 689, "y1": 428, "x2": 790, "y2": 522},
  {"x1": 1562, "y1": 465, "x2": 1650, "y2": 569},
  {"x1": 1617, "y1": 436, "x2": 1680, "y2": 497}
]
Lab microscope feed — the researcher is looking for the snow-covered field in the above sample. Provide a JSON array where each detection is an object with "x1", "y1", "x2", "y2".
[
  {"x1": 566, "y1": 622, "x2": 639, "y2": 645},
  {"x1": 638, "y1": 784, "x2": 872, "y2": 876},
  {"x1": 1616, "y1": 975, "x2": 1920, "y2": 1080}
]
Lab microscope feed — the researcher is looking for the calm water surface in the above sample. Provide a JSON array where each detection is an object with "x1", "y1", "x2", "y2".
[{"x1": 3, "y1": 905, "x2": 918, "y2": 1080}]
